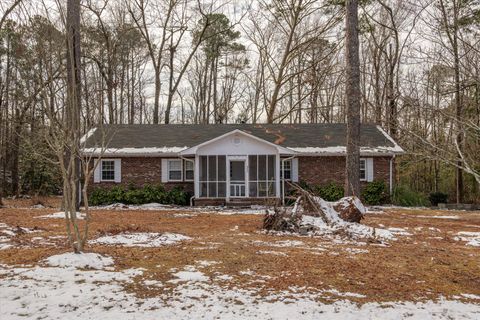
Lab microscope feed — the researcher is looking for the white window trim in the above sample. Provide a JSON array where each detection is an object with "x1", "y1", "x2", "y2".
[
  {"x1": 184, "y1": 159, "x2": 194, "y2": 182},
  {"x1": 167, "y1": 159, "x2": 183, "y2": 182},
  {"x1": 100, "y1": 159, "x2": 116, "y2": 182},
  {"x1": 360, "y1": 158, "x2": 367, "y2": 182}
]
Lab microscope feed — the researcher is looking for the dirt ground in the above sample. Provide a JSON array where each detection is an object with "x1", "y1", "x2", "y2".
[{"x1": 0, "y1": 199, "x2": 479, "y2": 304}]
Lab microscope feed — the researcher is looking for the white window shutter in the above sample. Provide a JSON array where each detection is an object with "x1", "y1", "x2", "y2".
[
  {"x1": 161, "y1": 159, "x2": 168, "y2": 182},
  {"x1": 367, "y1": 158, "x2": 374, "y2": 182},
  {"x1": 93, "y1": 159, "x2": 100, "y2": 183},
  {"x1": 114, "y1": 159, "x2": 122, "y2": 183},
  {"x1": 292, "y1": 158, "x2": 299, "y2": 182}
]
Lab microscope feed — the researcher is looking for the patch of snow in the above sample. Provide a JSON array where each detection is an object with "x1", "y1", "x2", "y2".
[
  {"x1": 44, "y1": 252, "x2": 114, "y2": 270},
  {"x1": 37, "y1": 211, "x2": 85, "y2": 220},
  {"x1": 415, "y1": 215, "x2": 460, "y2": 220},
  {"x1": 387, "y1": 227, "x2": 413, "y2": 236},
  {"x1": 91, "y1": 232, "x2": 191, "y2": 247},
  {"x1": 257, "y1": 250, "x2": 288, "y2": 256},
  {"x1": 83, "y1": 146, "x2": 188, "y2": 156},
  {"x1": 169, "y1": 267, "x2": 209, "y2": 284},
  {"x1": 454, "y1": 232, "x2": 480, "y2": 247},
  {"x1": 1, "y1": 263, "x2": 479, "y2": 319}
]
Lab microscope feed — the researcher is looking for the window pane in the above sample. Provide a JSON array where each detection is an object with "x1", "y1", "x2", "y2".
[
  {"x1": 185, "y1": 170, "x2": 194, "y2": 180},
  {"x1": 169, "y1": 171, "x2": 181, "y2": 180},
  {"x1": 200, "y1": 182, "x2": 208, "y2": 197},
  {"x1": 249, "y1": 155, "x2": 257, "y2": 181},
  {"x1": 208, "y1": 182, "x2": 217, "y2": 197},
  {"x1": 230, "y1": 161, "x2": 245, "y2": 181},
  {"x1": 200, "y1": 156, "x2": 207, "y2": 181},
  {"x1": 258, "y1": 182, "x2": 267, "y2": 197},
  {"x1": 268, "y1": 155, "x2": 275, "y2": 180},
  {"x1": 258, "y1": 155, "x2": 267, "y2": 181},
  {"x1": 218, "y1": 182, "x2": 226, "y2": 197},
  {"x1": 208, "y1": 156, "x2": 217, "y2": 181},
  {"x1": 218, "y1": 156, "x2": 226, "y2": 181},
  {"x1": 169, "y1": 160, "x2": 181, "y2": 171},
  {"x1": 267, "y1": 181, "x2": 276, "y2": 197},
  {"x1": 249, "y1": 182, "x2": 257, "y2": 197},
  {"x1": 101, "y1": 161, "x2": 115, "y2": 181}
]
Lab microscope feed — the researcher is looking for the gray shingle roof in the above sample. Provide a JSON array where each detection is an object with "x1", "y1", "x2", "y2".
[{"x1": 84, "y1": 123, "x2": 402, "y2": 154}]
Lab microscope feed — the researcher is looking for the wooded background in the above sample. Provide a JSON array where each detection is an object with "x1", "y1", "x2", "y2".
[{"x1": 0, "y1": 0, "x2": 479, "y2": 203}]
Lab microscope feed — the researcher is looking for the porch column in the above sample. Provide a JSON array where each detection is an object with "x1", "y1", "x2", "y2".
[
  {"x1": 276, "y1": 153, "x2": 281, "y2": 198},
  {"x1": 194, "y1": 154, "x2": 199, "y2": 198}
]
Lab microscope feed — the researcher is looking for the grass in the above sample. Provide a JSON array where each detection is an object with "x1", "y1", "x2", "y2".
[{"x1": 0, "y1": 200, "x2": 479, "y2": 304}]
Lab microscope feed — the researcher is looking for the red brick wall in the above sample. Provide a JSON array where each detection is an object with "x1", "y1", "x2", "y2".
[
  {"x1": 89, "y1": 157, "x2": 194, "y2": 194},
  {"x1": 298, "y1": 156, "x2": 393, "y2": 191},
  {"x1": 89, "y1": 155, "x2": 394, "y2": 196}
]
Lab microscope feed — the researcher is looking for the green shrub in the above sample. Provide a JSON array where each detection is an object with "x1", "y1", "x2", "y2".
[
  {"x1": 428, "y1": 192, "x2": 448, "y2": 206},
  {"x1": 313, "y1": 182, "x2": 344, "y2": 201},
  {"x1": 361, "y1": 180, "x2": 389, "y2": 205},
  {"x1": 392, "y1": 185, "x2": 428, "y2": 207},
  {"x1": 89, "y1": 184, "x2": 188, "y2": 206}
]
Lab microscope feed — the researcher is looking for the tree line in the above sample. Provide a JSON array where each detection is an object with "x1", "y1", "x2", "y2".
[{"x1": 0, "y1": 0, "x2": 479, "y2": 203}]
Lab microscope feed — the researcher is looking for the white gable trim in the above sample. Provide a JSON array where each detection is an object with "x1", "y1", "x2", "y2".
[{"x1": 180, "y1": 129, "x2": 295, "y2": 156}]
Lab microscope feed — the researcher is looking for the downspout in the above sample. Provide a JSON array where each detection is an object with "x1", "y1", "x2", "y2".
[{"x1": 281, "y1": 155, "x2": 296, "y2": 206}]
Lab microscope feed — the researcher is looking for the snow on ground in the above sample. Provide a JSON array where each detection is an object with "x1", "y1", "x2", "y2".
[
  {"x1": 0, "y1": 223, "x2": 41, "y2": 250},
  {"x1": 90, "y1": 232, "x2": 191, "y2": 247},
  {"x1": 37, "y1": 211, "x2": 85, "y2": 219},
  {"x1": 415, "y1": 215, "x2": 461, "y2": 220},
  {"x1": 90, "y1": 202, "x2": 269, "y2": 215},
  {"x1": 454, "y1": 231, "x2": 480, "y2": 247},
  {"x1": 44, "y1": 252, "x2": 114, "y2": 270},
  {"x1": 0, "y1": 262, "x2": 479, "y2": 320}
]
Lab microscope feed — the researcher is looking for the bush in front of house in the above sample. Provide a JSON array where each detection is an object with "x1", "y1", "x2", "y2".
[
  {"x1": 89, "y1": 184, "x2": 188, "y2": 206},
  {"x1": 313, "y1": 182, "x2": 345, "y2": 201},
  {"x1": 428, "y1": 192, "x2": 448, "y2": 206},
  {"x1": 391, "y1": 185, "x2": 429, "y2": 207},
  {"x1": 361, "y1": 180, "x2": 389, "y2": 205},
  {"x1": 297, "y1": 181, "x2": 344, "y2": 201}
]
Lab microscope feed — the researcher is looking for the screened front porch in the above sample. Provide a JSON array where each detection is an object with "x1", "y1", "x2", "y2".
[{"x1": 197, "y1": 155, "x2": 279, "y2": 199}]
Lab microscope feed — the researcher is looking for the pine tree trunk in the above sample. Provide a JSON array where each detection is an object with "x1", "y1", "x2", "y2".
[{"x1": 345, "y1": 0, "x2": 361, "y2": 197}]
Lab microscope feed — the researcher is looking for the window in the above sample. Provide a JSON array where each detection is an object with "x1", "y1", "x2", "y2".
[
  {"x1": 360, "y1": 158, "x2": 367, "y2": 181},
  {"x1": 248, "y1": 155, "x2": 276, "y2": 198},
  {"x1": 281, "y1": 160, "x2": 292, "y2": 180},
  {"x1": 101, "y1": 160, "x2": 115, "y2": 181},
  {"x1": 184, "y1": 160, "x2": 194, "y2": 181},
  {"x1": 168, "y1": 159, "x2": 182, "y2": 181},
  {"x1": 199, "y1": 155, "x2": 226, "y2": 198}
]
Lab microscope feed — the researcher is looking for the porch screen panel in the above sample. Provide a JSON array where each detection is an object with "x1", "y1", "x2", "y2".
[
  {"x1": 218, "y1": 156, "x2": 226, "y2": 197},
  {"x1": 249, "y1": 154, "x2": 276, "y2": 198},
  {"x1": 199, "y1": 155, "x2": 226, "y2": 198},
  {"x1": 248, "y1": 155, "x2": 257, "y2": 197},
  {"x1": 208, "y1": 156, "x2": 217, "y2": 197},
  {"x1": 267, "y1": 155, "x2": 276, "y2": 197}
]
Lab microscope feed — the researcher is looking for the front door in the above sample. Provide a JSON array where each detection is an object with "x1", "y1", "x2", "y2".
[{"x1": 229, "y1": 160, "x2": 246, "y2": 197}]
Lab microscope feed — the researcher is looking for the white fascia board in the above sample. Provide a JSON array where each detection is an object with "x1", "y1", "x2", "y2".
[{"x1": 180, "y1": 129, "x2": 296, "y2": 155}]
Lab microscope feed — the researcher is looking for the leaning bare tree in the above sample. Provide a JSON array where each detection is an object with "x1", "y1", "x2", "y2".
[
  {"x1": 55, "y1": 0, "x2": 85, "y2": 253},
  {"x1": 345, "y1": 0, "x2": 361, "y2": 196}
]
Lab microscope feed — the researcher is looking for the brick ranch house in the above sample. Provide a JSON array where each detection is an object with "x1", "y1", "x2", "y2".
[{"x1": 82, "y1": 124, "x2": 404, "y2": 206}]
